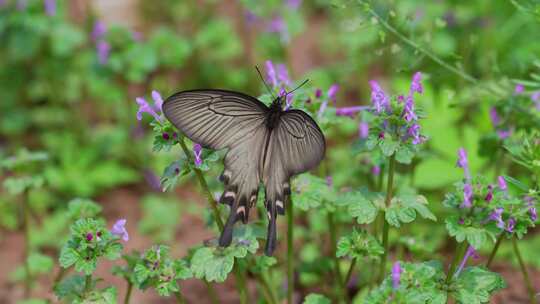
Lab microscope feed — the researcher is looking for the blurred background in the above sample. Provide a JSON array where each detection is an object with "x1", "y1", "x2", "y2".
[{"x1": 1, "y1": 0, "x2": 539, "y2": 303}]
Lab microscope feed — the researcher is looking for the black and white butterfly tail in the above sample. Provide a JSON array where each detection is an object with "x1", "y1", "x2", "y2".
[{"x1": 263, "y1": 181, "x2": 291, "y2": 256}]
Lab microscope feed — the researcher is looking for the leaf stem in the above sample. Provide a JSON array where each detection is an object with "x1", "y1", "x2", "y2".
[
  {"x1": 512, "y1": 237, "x2": 536, "y2": 304},
  {"x1": 174, "y1": 291, "x2": 186, "y2": 304},
  {"x1": 258, "y1": 271, "x2": 278, "y2": 304},
  {"x1": 363, "y1": 5, "x2": 478, "y2": 84},
  {"x1": 287, "y1": 195, "x2": 294, "y2": 304},
  {"x1": 124, "y1": 281, "x2": 133, "y2": 304},
  {"x1": 327, "y1": 212, "x2": 347, "y2": 300},
  {"x1": 84, "y1": 274, "x2": 92, "y2": 294},
  {"x1": 486, "y1": 234, "x2": 504, "y2": 268},
  {"x1": 378, "y1": 154, "x2": 396, "y2": 282}
]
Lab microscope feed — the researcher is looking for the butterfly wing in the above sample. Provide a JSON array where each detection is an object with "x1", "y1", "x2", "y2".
[
  {"x1": 262, "y1": 109, "x2": 325, "y2": 255},
  {"x1": 163, "y1": 90, "x2": 269, "y2": 247}
]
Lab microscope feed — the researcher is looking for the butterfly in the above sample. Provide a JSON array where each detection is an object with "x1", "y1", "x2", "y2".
[{"x1": 163, "y1": 87, "x2": 325, "y2": 256}]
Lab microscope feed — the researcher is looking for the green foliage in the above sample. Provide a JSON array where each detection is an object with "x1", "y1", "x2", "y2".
[
  {"x1": 385, "y1": 194, "x2": 437, "y2": 228},
  {"x1": 303, "y1": 293, "x2": 332, "y2": 304},
  {"x1": 451, "y1": 267, "x2": 506, "y2": 304},
  {"x1": 138, "y1": 195, "x2": 181, "y2": 242},
  {"x1": 336, "y1": 229, "x2": 383, "y2": 260}
]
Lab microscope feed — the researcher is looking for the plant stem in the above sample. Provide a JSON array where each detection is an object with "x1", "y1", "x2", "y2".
[
  {"x1": 327, "y1": 213, "x2": 343, "y2": 284},
  {"x1": 174, "y1": 291, "x2": 186, "y2": 304},
  {"x1": 259, "y1": 271, "x2": 278, "y2": 304},
  {"x1": 124, "y1": 281, "x2": 133, "y2": 304},
  {"x1": 445, "y1": 241, "x2": 467, "y2": 286},
  {"x1": 343, "y1": 258, "x2": 357, "y2": 290},
  {"x1": 363, "y1": 4, "x2": 478, "y2": 84},
  {"x1": 204, "y1": 280, "x2": 219, "y2": 304},
  {"x1": 512, "y1": 237, "x2": 536, "y2": 304},
  {"x1": 235, "y1": 266, "x2": 249, "y2": 304},
  {"x1": 84, "y1": 274, "x2": 92, "y2": 294},
  {"x1": 287, "y1": 195, "x2": 294, "y2": 304},
  {"x1": 178, "y1": 137, "x2": 224, "y2": 231},
  {"x1": 378, "y1": 155, "x2": 396, "y2": 282},
  {"x1": 21, "y1": 192, "x2": 31, "y2": 298},
  {"x1": 486, "y1": 234, "x2": 504, "y2": 268}
]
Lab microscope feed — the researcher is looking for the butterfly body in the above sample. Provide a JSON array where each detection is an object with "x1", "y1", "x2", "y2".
[{"x1": 163, "y1": 89, "x2": 325, "y2": 255}]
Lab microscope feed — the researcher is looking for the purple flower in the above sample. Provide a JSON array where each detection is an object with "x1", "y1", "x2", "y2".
[
  {"x1": 44, "y1": 0, "x2": 56, "y2": 16},
  {"x1": 96, "y1": 40, "x2": 110, "y2": 65},
  {"x1": 279, "y1": 87, "x2": 293, "y2": 110},
  {"x1": 267, "y1": 16, "x2": 289, "y2": 42},
  {"x1": 276, "y1": 64, "x2": 291, "y2": 87},
  {"x1": 132, "y1": 31, "x2": 142, "y2": 41},
  {"x1": 497, "y1": 129, "x2": 511, "y2": 139},
  {"x1": 489, "y1": 208, "x2": 505, "y2": 229},
  {"x1": 410, "y1": 72, "x2": 423, "y2": 95},
  {"x1": 315, "y1": 89, "x2": 322, "y2": 98},
  {"x1": 489, "y1": 107, "x2": 500, "y2": 127},
  {"x1": 456, "y1": 148, "x2": 471, "y2": 181},
  {"x1": 265, "y1": 60, "x2": 278, "y2": 87},
  {"x1": 86, "y1": 233, "x2": 93, "y2": 242},
  {"x1": 286, "y1": 0, "x2": 302, "y2": 9},
  {"x1": 506, "y1": 218, "x2": 516, "y2": 233},
  {"x1": 391, "y1": 262, "x2": 402, "y2": 290},
  {"x1": 458, "y1": 217, "x2": 465, "y2": 225},
  {"x1": 136, "y1": 97, "x2": 162, "y2": 122},
  {"x1": 403, "y1": 96, "x2": 418, "y2": 122},
  {"x1": 359, "y1": 122, "x2": 369, "y2": 139},
  {"x1": 484, "y1": 185, "x2": 493, "y2": 202},
  {"x1": 498, "y1": 176, "x2": 507, "y2": 192},
  {"x1": 532, "y1": 92, "x2": 540, "y2": 111},
  {"x1": 0, "y1": 0, "x2": 6, "y2": 7},
  {"x1": 514, "y1": 84, "x2": 524, "y2": 95},
  {"x1": 317, "y1": 100, "x2": 328, "y2": 118},
  {"x1": 407, "y1": 123, "x2": 423, "y2": 145},
  {"x1": 162, "y1": 133, "x2": 170, "y2": 140},
  {"x1": 327, "y1": 84, "x2": 339, "y2": 104},
  {"x1": 529, "y1": 207, "x2": 537, "y2": 222},
  {"x1": 326, "y1": 176, "x2": 333, "y2": 187},
  {"x1": 369, "y1": 80, "x2": 389, "y2": 113},
  {"x1": 371, "y1": 165, "x2": 381, "y2": 176},
  {"x1": 244, "y1": 10, "x2": 258, "y2": 24},
  {"x1": 143, "y1": 168, "x2": 161, "y2": 191},
  {"x1": 397, "y1": 95, "x2": 405, "y2": 103},
  {"x1": 461, "y1": 183, "x2": 473, "y2": 208},
  {"x1": 111, "y1": 219, "x2": 129, "y2": 241},
  {"x1": 92, "y1": 21, "x2": 107, "y2": 42},
  {"x1": 151, "y1": 90, "x2": 164, "y2": 113},
  {"x1": 17, "y1": 0, "x2": 27, "y2": 10},
  {"x1": 335, "y1": 106, "x2": 369, "y2": 117},
  {"x1": 193, "y1": 143, "x2": 203, "y2": 167},
  {"x1": 455, "y1": 246, "x2": 478, "y2": 277}
]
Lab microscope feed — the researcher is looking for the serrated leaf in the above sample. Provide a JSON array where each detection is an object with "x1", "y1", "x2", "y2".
[
  {"x1": 190, "y1": 247, "x2": 235, "y2": 283},
  {"x1": 395, "y1": 145, "x2": 414, "y2": 164},
  {"x1": 380, "y1": 137, "x2": 399, "y2": 156},
  {"x1": 303, "y1": 293, "x2": 331, "y2": 304},
  {"x1": 104, "y1": 242, "x2": 123, "y2": 260},
  {"x1": 347, "y1": 194, "x2": 378, "y2": 224},
  {"x1": 59, "y1": 247, "x2": 79, "y2": 268},
  {"x1": 453, "y1": 267, "x2": 506, "y2": 304}
]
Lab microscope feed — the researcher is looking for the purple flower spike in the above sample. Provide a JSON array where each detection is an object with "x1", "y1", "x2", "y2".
[
  {"x1": 280, "y1": 88, "x2": 293, "y2": 110},
  {"x1": 86, "y1": 233, "x2": 93, "y2": 242},
  {"x1": 369, "y1": 80, "x2": 389, "y2": 113},
  {"x1": 265, "y1": 60, "x2": 277, "y2": 87},
  {"x1": 151, "y1": 90, "x2": 164, "y2": 113},
  {"x1": 410, "y1": 72, "x2": 423, "y2": 95},
  {"x1": 44, "y1": 0, "x2": 56, "y2": 16},
  {"x1": 456, "y1": 148, "x2": 471, "y2": 181},
  {"x1": 136, "y1": 97, "x2": 162, "y2": 122},
  {"x1": 17, "y1": 0, "x2": 27, "y2": 10},
  {"x1": 97, "y1": 40, "x2": 110, "y2": 65},
  {"x1": 359, "y1": 122, "x2": 369, "y2": 139},
  {"x1": 336, "y1": 106, "x2": 369, "y2": 117},
  {"x1": 485, "y1": 185, "x2": 493, "y2": 202},
  {"x1": 515, "y1": 84, "x2": 524, "y2": 95},
  {"x1": 497, "y1": 129, "x2": 512, "y2": 139},
  {"x1": 286, "y1": 0, "x2": 302, "y2": 9},
  {"x1": 162, "y1": 133, "x2": 170, "y2": 140},
  {"x1": 92, "y1": 21, "x2": 107, "y2": 42},
  {"x1": 315, "y1": 89, "x2": 322, "y2": 98},
  {"x1": 497, "y1": 176, "x2": 507, "y2": 192},
  {"x1": 532, "y1": 92, "x2": 540, "y2": 111},
  {"x1": 327, "y1": 84, "x2": 339, "y2": 104},
  {"x1": 371, "y1": 165, "x2": 381, "y2": 176},
  {"x1": 403, "y1": 96, "x2": 418, "y2": 122},
  {"x1": 193, "y1": 143, "x2": 203, "y2": 167},
  {"x1": 317, "y1": 100, "x2": 328, "y2": 118},
  {"x1": 111, "y1": 219, "x2": 129, "y2": 241},
  {"x1": 506, "y1": 218, "x2": 516, "y2": 233},
  {"x1": 326, "y1": 176, "x2": 333, "y2": 187},
  {"x1": 397, "y1": 95, "x2": 405, "y2": 103},
  {"x1": 391, "y1": 262, "x2": 402, "y2": 290}
]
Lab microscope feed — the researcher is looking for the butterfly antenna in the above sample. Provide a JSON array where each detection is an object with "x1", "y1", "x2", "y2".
[
  {"x1": 286, "y1": 79, "x2": 310, "y2": 96},
  {"x1": 255, "y1": 65, "x2": 275, "y2": 99}
]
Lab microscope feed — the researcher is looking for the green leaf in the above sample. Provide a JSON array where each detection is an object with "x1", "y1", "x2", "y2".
[
  {"x1": 303, "y1": 293, "x2": 331, "y2": 304},
  {"x1": 345, "y1": 192, "x2": 378, "y2": 224},
  {"x1": 336, "y1": 229, "x2": 383, "y2": 260},
  {"x1": 453, "y1": 267, "x2": 506, "y2": 304},
  {"x1": 190, "y1": 247, "x2": 235, "y2": 283},
  {"x1": 395, "y1": 144, "x2": 414, "y2": 164},
  {"x1": 104, "y1": 242, "x2": 123, "y2": 260},
  {"x1": 445, "y1": 216, "x2": 489, "y2": 249},
  {"x1": 59, "y1": 247, "x2": 79, "y2": 268},
  {"x1": 380, "y1": 137, "x2": 399, "y2": 156}
]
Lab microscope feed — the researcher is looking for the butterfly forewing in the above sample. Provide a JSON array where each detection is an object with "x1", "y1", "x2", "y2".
[{"x1": 163, "y1": 90, "x2": 268, "y2": 149}]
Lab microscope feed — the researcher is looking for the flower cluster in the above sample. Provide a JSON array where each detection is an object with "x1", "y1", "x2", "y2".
[{"x1": 136, "y1": 90, "x2": 164, "y2": 123}]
